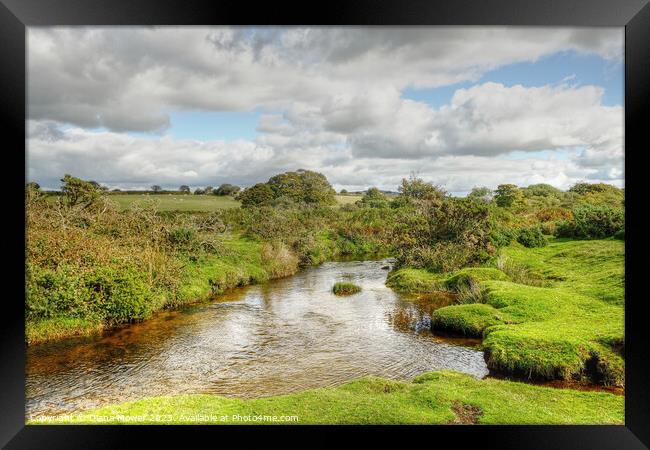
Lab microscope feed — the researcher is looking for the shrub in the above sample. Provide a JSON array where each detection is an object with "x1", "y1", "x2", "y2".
[
  {"x1": 357, "y1": 187, "x2": 389, "y2": 208},
  {"x1": 237, "y1": 183, "x2": 276, "y2": 207},
  {"x1": 614, "y1": 228, "x2": 625, "y2": 240},
  {"x1": 540, "y1": 222, "x2": 556, "y2": 236},
  {"x1": 86, "y1": 266, "x2": 162, "y2": 322},
  {"x1": 332, "y1": 282, "x2": 362, "y2": 296},
  {"x1": 536, "y1": 207, "x2": 573, "y2": 222},
  {"x1": 571, "y1": 205, "x2": 624, "y2": 239},
  {"x1": 517, "y1": 226, "x2": 547, "y2": 248},
  {"x1": 555, "y1": 220, "x2": 576, "y2": 238},
  {"x1": 167, "y1": 227, "x2": 196, "y2": 248},
  {"x1": 395, "y1": 198, "x2": 494, "y2": 272},
  {"x1": 489, "y1": 224, "x2": 516, "y2": 248}
]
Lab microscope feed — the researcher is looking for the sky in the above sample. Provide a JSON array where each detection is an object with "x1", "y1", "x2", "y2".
[{"x1": 26, "y1": 26, "x2": 624, "y2": 195}]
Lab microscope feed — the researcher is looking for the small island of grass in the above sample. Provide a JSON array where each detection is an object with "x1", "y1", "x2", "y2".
[{"x1": 332, "y1": 282, "x2": 362, "y2": 296}]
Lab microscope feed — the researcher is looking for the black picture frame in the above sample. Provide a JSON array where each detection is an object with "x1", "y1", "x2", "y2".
[{"x1": 1, "y1": 0, "x2": 648, "y2": 447}]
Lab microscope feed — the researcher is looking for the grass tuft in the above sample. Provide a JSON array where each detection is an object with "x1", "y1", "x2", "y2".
[{"x1": 332, "y1": 282, "x2": 362, "y2": 296}]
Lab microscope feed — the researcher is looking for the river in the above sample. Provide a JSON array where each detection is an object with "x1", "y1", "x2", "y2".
[{"x1": 26, "y1": 259, "x2": 488, "y2": 418}]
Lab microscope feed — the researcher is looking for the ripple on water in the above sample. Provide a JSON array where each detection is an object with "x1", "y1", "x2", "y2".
[{"x1": 26, "y1": 258, "x2": 488, "y2": 418}]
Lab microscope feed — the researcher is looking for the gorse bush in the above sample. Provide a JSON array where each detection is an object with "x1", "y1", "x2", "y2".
[
  {"x1": 555, "y1": 205, "x2": 624, "y2": 239},
  {"x1": 395, "y1": 198, "x2": 494, "y2": 273},
  {"x1": 516, "y1": 226, "x2": 547, "y2": 248},
  {"x1": 167, "y1": 227, "x2": 196, "y2": 247},
  {"x1": 571, "y1": 205, "x2": 624, "y2": 239},
  {"x1": 535, "y1": 207, "x2": 573, "y2": 222}
]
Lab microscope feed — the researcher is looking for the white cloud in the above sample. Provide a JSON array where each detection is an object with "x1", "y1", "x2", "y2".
[
  {"x1": 28, "y1": 27, "x2": 623, "y2": 132},
  {"x1": 28, "y1": 121, "x2": 622, "y2": 194},
  {"x1": 26, "y1": 27, "x2": 624, "y2": 192}
]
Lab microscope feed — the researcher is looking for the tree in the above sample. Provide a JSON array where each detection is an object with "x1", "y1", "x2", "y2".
[
  {"x1": 467, "y1": 186, "x2": 493, "y2": 203},
  {"x1": 26, "y1": 182, "x2": 41, "y2": 191},
  {"x1": 523, "y1": 183, "x2": 563, "y2": 198},
  {"x1": 237, "y1": 183, "x2": 275, "y2": 207},
  {"x1": 358, "y1": 187, "x2": 389, "y2": 208},
  {"x1": 179, "y1": 185, "x2": 190, "y2": 194},
  {"x1": 398, "y1": 174, "x2": 446, "y2": 202},
  {"x1": 151, "y1": 185, "x2": 162, "y2": 193},
  {"x1": 266, "y1": 169, "x2": 336, "y2": 205},
  {"x1": 494, "y1": 184, "x2": 523, "y2": 208},
  {"x1": 340, "y1": 189, "x2": 348, "y2": 194},
  {"x1": 214, "y1": 183, "x2": 241, "y2": 196},
  {"x1": 194, "y1": 188, "x2": 204, "y2": 195},
  {"x1": 203, "y1": 186, "x2": 214, "y2": 195},
  {"x1": 60, "y1": 174, "x2": 103, "y2": 207}
]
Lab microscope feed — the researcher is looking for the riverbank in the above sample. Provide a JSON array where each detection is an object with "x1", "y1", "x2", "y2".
[
  {"x1": 33, "y1": 370, "x2": 623, "y2": 425},
  {"x1": 387, "y1": 238, "x2": 624, "y2": 387},
  {"x1": 26, "y1": 231, "x2": 387, "y2": 345}
]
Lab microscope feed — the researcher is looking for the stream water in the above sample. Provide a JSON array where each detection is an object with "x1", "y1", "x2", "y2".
[{"x1": 26, "y1": 259, "x2": 488, "y2": 418}]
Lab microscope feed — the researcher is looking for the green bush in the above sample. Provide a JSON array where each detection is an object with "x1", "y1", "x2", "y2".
[
  {"x1": 555, "y1": 206, "x2": 624, "y2": 239},
  {"x1": 517, "y1": 226, "x2": 547, "y2": 248},
  {"x1": 614, "y1": 228, "x2": 624, "y2": 240},
  {"x1": 86, "y1": 266, "x2": 162, "y2": 322},
  {"x1": 167, "y1": 227, "x2": 196, "y2": 247},
  {"x1": 572, "y1": 205, "x2": 624, "y2": 239},
  {"x1": 489, "y1": 224, "x2": 516, "y2": 247},
  {"x1": 26, "y1": 264, "x2": 92, "y2": 321}
]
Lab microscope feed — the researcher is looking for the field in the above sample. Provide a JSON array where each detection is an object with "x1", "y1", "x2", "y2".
[
  {"x1": 46, "y1": 193, "x2": 363, "y2": 211},
  {"x1": 37, "y1": 370, "x2": 623, "y2": 425}
]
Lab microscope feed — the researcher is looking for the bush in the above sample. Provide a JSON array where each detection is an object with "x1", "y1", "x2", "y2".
[
  {"x1": 540, "y1": 222, "x2": 556, "y2": 236},
  {"x1": 556, "y1": 205, "x2": 624, "y2": 239},
  {"x1": 395, "y1": 198, "x2": 494, "y2": 272},
  {"x1": 167, "y1": 227, "x2": 197, "y2": 248},
  {"x1": 332, "y1": 282, "x2": 362, "y2": 296},
  {"x1": 536, "y1": 207, "x2": 573, "y2": 222},
  {"x1": 357, "y1": 187, "x2": 390, "y2": 208},
  {"x1": 614, "y1": 228, "x2": 625, "y2": 240},
  {"x1": 572, "y1": 205, "x2": 624, "y2": 239},
  {"x1": 555, "y1": 220, "x2": 576, "y2": 238},
  {"x1": 517, "y1": 226, "x2": 547, "y2": 248},
  {"x1": 489, "y1": 224, "x2": 516, "y2": 248},
  {"x1": 86, "y1": 266, "x2": 162, "y2": 322}
]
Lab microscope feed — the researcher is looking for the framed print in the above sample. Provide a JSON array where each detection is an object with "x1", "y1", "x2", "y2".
[{"x1": 1, "y1": 0, "x2": 649, "y2": 447}]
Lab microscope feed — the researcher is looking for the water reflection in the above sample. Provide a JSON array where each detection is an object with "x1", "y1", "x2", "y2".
[{"x1": 26, "y1": 259, "x2": 488, "y2": 418}]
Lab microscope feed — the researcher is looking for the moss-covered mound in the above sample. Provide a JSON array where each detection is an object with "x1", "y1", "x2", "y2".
[
  {"x1": 332, "y1": 282, "x2": 362, "y2": 296},
  {"x1": 442, "y1": 241, "x2": 623, "y2": 386},
  {"x1": 391, "y1": 239, "x2": 625, "y2": 387}
]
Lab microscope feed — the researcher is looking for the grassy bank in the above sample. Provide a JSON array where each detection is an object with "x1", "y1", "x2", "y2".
[
  {"x1": 387, "y1": 239, "x2": 624, "y2": 386},
  {"x1": 35, "y1": 370, "x2": 623, "y2": 425},
  {"x1": 28, "y1": 171, "x2": 402, "y2": 346}
]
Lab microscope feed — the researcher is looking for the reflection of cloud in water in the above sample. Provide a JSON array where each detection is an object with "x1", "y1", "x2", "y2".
[{"x1": 26, "y1": 258, "x2": 488, "y2": 418}]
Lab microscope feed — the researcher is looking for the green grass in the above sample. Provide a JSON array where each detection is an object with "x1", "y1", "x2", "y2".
[
  {"x1": 26, "y1": 316, "x2": 103, "y2": 345},
  {"x1": 334, "y1": 194, "x2": 363, "y2": 205},
  {"x1": 48, "y1": 194, "x2": 362, "y2": 212},
  {"x1": 177, "y1": 234, "x2": 297, "y2": 303},
  {"x1": 386, "y1": 267, "x2": 507, "y2": 294},
  {"x1": 36, "y1": 370, "x2": 623, "y2": 425},
  {"x1": 109, "y1": 194, "x2": 240, "y2": 212},
  {"x1": 332, "y1": 281, "x2": 362, "y2": 296},
  {"x1": 388, "y1": 239, "x2": 625, "y2": 386},
  {"x1": 499, "y1": 238, "x2": 624, "y2": 305},
  {"x1": 385, "y1": 268, "x2": 447, "y2": 294}
]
